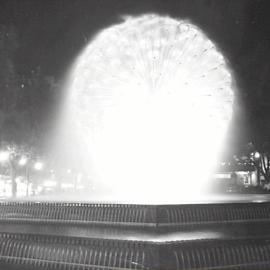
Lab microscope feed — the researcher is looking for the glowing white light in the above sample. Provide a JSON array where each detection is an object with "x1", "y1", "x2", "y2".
[
  {"x1": 67, "y1": 14, "x2": 234, "y2": 203},
  {"x1": 18, "y1": 157, "x2": 27, "y2": 166},
  {"x1": 0, "y1": 151, "x2": 10, "y2": 162},
  {"x1": 34, "y1": 162, "x2": 43, "y2": 171},
  {"x1": 61, "y1": 183, "x2": 74, "y2": 189},
  {"x1": 43, "y1": 180, "x2": 57, "y2": 188},
  {"x1": 254, "y1": 152, "x2": 260, "y2": 160}
]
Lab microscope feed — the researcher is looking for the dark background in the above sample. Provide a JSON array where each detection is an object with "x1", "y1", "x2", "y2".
[{"x1": 0, "y1": 0, "x2": 269, "y2": 156}]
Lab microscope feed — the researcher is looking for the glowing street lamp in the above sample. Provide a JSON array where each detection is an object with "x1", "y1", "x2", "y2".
[
  {"x1": 0, "y1": 151, "x2": 10, "y2": 162},
  {"x1": 250, "y1": 151, "x2": 261, "y2": 162},
  {"x1": 254, "y1": 152, "x2": 260, "y2": 160},
  {"x1": 250, "y1": 151, "x2": 261, "y2": 186},
  {"x1": 34, "y1": 162, "x2": 43, "y2": 171},
  {"x1": 18, "y1": 157, "x2": 27, "y2": 166}
]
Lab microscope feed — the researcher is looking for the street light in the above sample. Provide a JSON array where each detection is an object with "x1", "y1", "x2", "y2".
[
  {"x1": 254, "y1": 152, "x2": 260, "y2": 160},
  {"x1": 34, "y1": 162, "x2": 43, "y2": 171},
  {"x1": 0, "y1": 151, "x2": 10, "y2": 162},
  {"x1": 18, "y1": 157, "x2": 27, "y2": 166},
  {"x1": 251, "y1": 151, "x2": 261, "y2": 186}
]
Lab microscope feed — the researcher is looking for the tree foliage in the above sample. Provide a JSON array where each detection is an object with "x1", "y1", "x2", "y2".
[
  {"x1": 0, "y1": 24, "x2": 58, "y2": 148},
  {"x1": 246, "y1": 142, "x2": 270, "y2": 184},
  {"x1": 0, "y1": 24, "x2": 23, "y2": 143}
]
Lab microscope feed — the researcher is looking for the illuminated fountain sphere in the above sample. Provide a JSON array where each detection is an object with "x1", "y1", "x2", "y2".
[{"x1": 66, "y1": 14, "x2": 234, "y2": 203}]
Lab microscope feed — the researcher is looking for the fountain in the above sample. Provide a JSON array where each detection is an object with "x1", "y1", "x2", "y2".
[
  {"x1": 5, "y1": 15, "x2": 270, "y2": 270},
  {"x1": 63, "y1": 14, "x2": 234, "y2": 203}
]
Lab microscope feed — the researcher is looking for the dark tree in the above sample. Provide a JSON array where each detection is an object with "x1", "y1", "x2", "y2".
[
  {"x1": 256, "y1": 142, "x2": 270, "y2": 184},
  {"x1": 245, "y1": 142, "x2": 270, "y2": 184}
]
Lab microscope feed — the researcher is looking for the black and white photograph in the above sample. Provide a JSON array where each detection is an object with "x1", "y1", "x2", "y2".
[{"x1": 0, "y1": 0, "x2": 269, "y2": 269}]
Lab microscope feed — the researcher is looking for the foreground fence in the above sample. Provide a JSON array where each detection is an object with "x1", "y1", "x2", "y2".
[
  {"x1": 0, "y1": 233, "x2": 270, "y2": 269},
  {"x1": 0, "y1": 201, "x2": 270, "y2": 227},
  {"x1": 0, "y1": 202, "x2": 270, "y2": 269},
  {"x1": 0, "y1": 233, "x2": 154, "y2": 270}
]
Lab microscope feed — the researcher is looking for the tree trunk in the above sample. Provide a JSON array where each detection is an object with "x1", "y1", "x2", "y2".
[{"x1": 11, "y1": 164, "x2": 17, "y2": 197}]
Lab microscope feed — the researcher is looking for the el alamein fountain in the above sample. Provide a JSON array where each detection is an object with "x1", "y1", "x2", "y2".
[
  {"x1": 5, "y1": 15, "x2": 270, "y2": 270},
  {"x1": 64, "y1": 14, "x2": 234, "y2": 204}
]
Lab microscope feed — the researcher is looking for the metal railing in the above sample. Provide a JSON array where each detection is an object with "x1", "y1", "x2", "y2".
[
  {"x1": 0, "y1": 202, "x2": 156, "y2": 226},
  {"x1": 0, "y1": 202, "x2": 270, "y2": 227},
  {"x1": 158, "y1": 202, "x2": 270, "y2": 227},
  {"x1": 165, "y1": 238, "x2": 270, "y2": 270},
  {"x1": 1, "y1": 232, "x2": 270, "y2": 269},
  {"x1": 0, "y1": 233, "x2": 154, "y2": 270}
]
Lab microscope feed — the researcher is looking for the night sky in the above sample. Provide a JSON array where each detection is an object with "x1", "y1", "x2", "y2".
[{"x1": 1, "y1": 0, "x2": 270, "y2": 155}]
